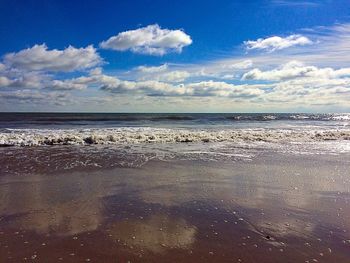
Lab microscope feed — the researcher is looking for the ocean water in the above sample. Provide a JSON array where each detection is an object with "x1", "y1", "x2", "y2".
[
  {"x1": 0, "y1": 113, "x2": 350, "y2": 174},
  {"x1": 1, "y1": 112, "x2": 350, "y2": 144}
]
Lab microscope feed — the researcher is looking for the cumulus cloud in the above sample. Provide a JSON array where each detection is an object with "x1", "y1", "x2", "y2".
[
  {"x1": 184, "y1": 81, "x2": 266, "y2": 98},
  {"x1": 0, "y1": 76, "x2": 11, "y2": 87},
  {"x1": 4, "y1": 44, "x2": 102, "y2": 72},
  {"x1": 100, "y1": 24, "x2": 192, "y2": 55},
  {"x1": 133, "y1": 64, "x2": 190, "y2": 82},
  {"x1": 0, "y1": 69, "x2": 91, "y2": 91},
  {"x1": 0, "y1": 71, "x2": 49, "y2": 89},
  {"x1": 3, "y1": 66, "x2": 349, "y2": 110},
  {"x1": 157, "y1": 71, "x2": 190, "y2": 83},
  {"x1": 190, "y1": 60, "x2": 254, "y2": 80},
  {"x1": 40, "y1": 70, "x2": 187, "y2": 96},
  {"x1": 0, "y1": 63, "x2": 5, "y2": 72},
  {"x1": 0, "y1": 90, "x2": 70, "y2": 106},
  {"x1": 221, "y1": 60, "x2": 253, "y2": 69},
  {"x1": 45, "y1": 79, "x2": 87, "y2": 91},
  {"x1": 244, "y1": 34, "x2": 312, "y2": 52},
  {"x1": 99, "y1": 70, "x2": 266, "y2": 98},
  {"x1": 262, "y1": 77, "x2": 350, "y2": 106},
  {"x1": 97, "y1": 77, "x2": 181, "y2": 96},
  {"x1": 242, "y1": 61, "x2": 350, "y2": 81},
  {"x1": 136, "y1": 64, "x2": 168, "y2": 73},
  {"x1": 0, "y1": 90, "x2": 50, "y2": 101},
  {"x1": 2, "y1": 65, "x2": 349, "y2": 110},
  {"x1": 240, "y1": 61, "x2": 350, "y2": 106}
]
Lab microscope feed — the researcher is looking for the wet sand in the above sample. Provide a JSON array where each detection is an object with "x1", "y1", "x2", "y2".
[{"x1": 1, "y1": 151, "x2": 350, "y2": 262}]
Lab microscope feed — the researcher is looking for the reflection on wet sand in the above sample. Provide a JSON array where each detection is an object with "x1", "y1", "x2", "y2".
[
  {"x1": 0, "y1": 152, "x2": 350, "y2": 262},
  {"x1": 0, "y1": 173, "x2": 104, "y2": 236},
  {"x1": 108, "y1": 214, "x2": 196, "y2": 253}
]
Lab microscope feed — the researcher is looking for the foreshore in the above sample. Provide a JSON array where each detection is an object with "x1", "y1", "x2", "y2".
[{"x1": 0, "y1": 150, "x2": 349, "y2": 262}]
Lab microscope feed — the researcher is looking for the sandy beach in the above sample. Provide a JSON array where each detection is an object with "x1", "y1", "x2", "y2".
[{"x1": 1, "y1": 147, "x2": 350, "y2": 262}]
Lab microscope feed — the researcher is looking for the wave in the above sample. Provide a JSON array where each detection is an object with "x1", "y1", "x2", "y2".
[
  {"x1": 1, "y1": 113, "x2": 350, "y2": 126},
  {"x1": 226, "y1": 114, "x2": 350, "y2": 121},
  {"x1": 151, "y1": 116, "x2": 195, "y2": 121},
  {"x1": 1, "y1": 127, "x2": 350, "y2": 147}
]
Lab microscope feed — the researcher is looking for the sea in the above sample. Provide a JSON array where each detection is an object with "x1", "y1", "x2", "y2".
[{"x1": 0, "y1": 112, "x2": 349, "y2": 174}]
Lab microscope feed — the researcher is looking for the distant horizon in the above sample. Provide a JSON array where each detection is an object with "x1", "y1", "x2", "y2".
[{"x1": 1, "y1": 111, "x2": 349, "y2": 114}]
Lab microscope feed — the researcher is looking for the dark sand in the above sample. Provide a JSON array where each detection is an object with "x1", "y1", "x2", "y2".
[{"x1": 1, "y1": 150, "x2": 350, "y2": 262}]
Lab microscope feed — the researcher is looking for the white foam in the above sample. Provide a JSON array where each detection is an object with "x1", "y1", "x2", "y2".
[
  {"x1": 290, "y1": 115, "x2": 310, "y2": 120},
  {"x1": 331, "y1": 115, "x2": 350, "y2": 121},
  {"x1": 1, "y1": 127, "x2": 350, "y2": 147}
]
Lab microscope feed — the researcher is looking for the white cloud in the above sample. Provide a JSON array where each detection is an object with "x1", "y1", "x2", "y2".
[
  {"x1": 244, "y1": 34, "x2": 312, "y2": 52},
  {"x1": 133, "y1": 64, "x2": 190, "y2": 82},
  {"x1": 52, "y1": 65, "x2": 349, "y2": 107},
  {"x1": 157, "y1": 71, "x2": 190, "y2": 83},
  {"x1": 4, "y1": 44, "x2": 102, "y2": 72},
  {"x1": 99, "y1": 70, "x2": 266, "y2": 98},
  {"x1": 0, "y1": 90, "x2": 70, "y2": 106},
  {"x1": 189, "y1": 60, "x2": 253, "y2": 80},
  {"x1": 0, "y1": 71, "x2": 48, "y2": 89},
  {"x1": 0, "y1": 69, "x2": 91, "y2": 91},
  {"x1": 89, "y1": 67, "x2": 103, "y2": 76},
  {"x1": 271, "y1": 0, "x2": 320, "y2": 7},
  {"x1": 0, "y1": 76, "x2": 11, "y2": 87},
  {"x1": 221, "y1": 60, "x2": 253, "y2": 69},
  {"x1": 184, "y1": 81, "x2": 266, "y2": 98},
  {"x1": 0, "y1": 63, "x2": 5, "y2": 72},
  {"x1": 46, "y1": 80, "x2": 87, "y2": 90},
  {"x1": 136, "y1": 64, "x2": 168, "y2": 73},
  {"x1": 242, "y1": 61, "x2": 350, "y2": 81},
  {"x1": 100, "y1": 24, "x2": 192, "y2": 55},
  {"x1": 262, "y1": 78, "x2": 350, "y2": 106}
]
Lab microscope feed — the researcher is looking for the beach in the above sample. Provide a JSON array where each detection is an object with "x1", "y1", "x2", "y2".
[{"x1": 1, "y1": 113, "x2": 350, "y2": 262}]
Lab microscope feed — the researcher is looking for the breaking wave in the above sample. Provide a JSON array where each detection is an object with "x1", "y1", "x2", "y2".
[
  {"x1": 1, "y1": 127, "x2": 350, "y2": 147},
  {"x1": 1, "y1": 113, "x2": 349, "y2": 126}
]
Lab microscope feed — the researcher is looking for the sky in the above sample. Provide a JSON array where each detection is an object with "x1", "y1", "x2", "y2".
[{"x1": 1, "y1": 0, "x2": 350, "y2": 112}]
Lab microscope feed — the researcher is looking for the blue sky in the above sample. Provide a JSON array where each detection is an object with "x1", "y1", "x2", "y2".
[{"x1": 1, "y1": 0, "x2": 350, "y2": 112}]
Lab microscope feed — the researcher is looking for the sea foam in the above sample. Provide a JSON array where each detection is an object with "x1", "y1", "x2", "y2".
[{"x1": 1, "y1": 127, "x2": 350, "y2": 147}]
